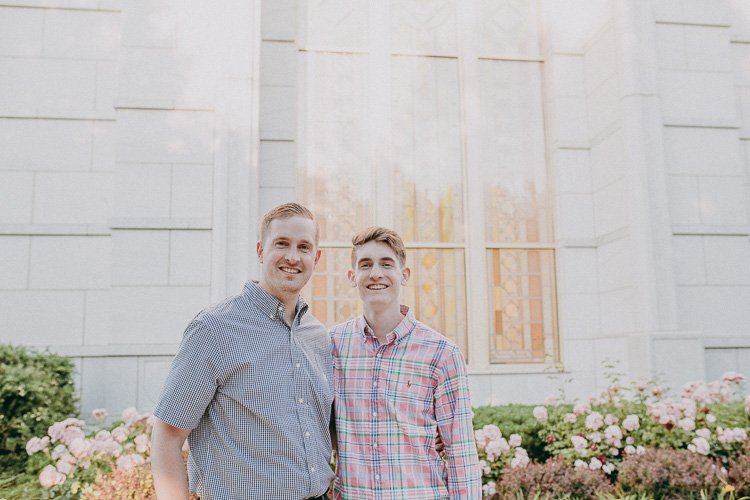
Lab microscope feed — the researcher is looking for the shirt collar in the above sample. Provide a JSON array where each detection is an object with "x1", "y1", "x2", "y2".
[
  {"x1": 243, "y1": 281, "x2": 308, "y2": 322},
  {"x1": 357, "y1": 305, "x2": 416, "y2": 345}
]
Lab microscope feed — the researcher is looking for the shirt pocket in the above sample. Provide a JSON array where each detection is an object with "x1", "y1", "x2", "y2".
[{"x1": 386, "y1": 373, "x2": 434, "y2": 425}]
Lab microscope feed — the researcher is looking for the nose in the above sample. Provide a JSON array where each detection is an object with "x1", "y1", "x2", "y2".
[
  {"x1": 284, "y1": 247, "x2": 300, "y2": 263},
  {"x1": 370, "y1": 264, "x2": 383, "y2": 278}
]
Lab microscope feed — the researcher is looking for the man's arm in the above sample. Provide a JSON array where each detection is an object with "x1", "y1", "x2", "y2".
[
  {"x1": 151, "y1": 419, "x2": 191, "y2": 500},
  {"x1": 434, "y1": 346, "x2": 482, "y2": 499}
]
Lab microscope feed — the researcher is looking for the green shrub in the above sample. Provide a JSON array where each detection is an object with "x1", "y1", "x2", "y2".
[
  {"x1": 0, "y1": 344, "x2": 77, "y2": 472},
  {"x1": 473, "y1": 404, "x2": 550, "y2": 462}
]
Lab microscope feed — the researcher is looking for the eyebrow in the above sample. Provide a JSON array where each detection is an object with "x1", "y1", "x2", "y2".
[{"x1": 357, "y1": 256, "x2": 396, "y2": 264}]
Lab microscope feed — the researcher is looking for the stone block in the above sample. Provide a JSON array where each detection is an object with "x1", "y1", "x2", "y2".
[
  {"x1": 262, "y1": 0, "x2": 295, "y2": 41},
  {"x1": 698, "y1": 176, "x2": 749, "y2": 225},
  {"x1": 116, "y1": 109, "x2": 215, "y2": 164},
  {"x1": 584, "y1": 26, "x2": 617, "y2": 95},
  {"x1": 92, "y1": 120, "x2": 116, "y2": 171},
  {"x1": 733, "y1": 42, "x2": 750, "y2": 87},
  {"x1": 259, "y1": 85, "x2": 296, "y2": 140},
  {"x1": 0, "y1": 236, "x2": 29, "y2": 289},
  {"x1": 550, "y1": 54, "x2": 585, "y2": 98},
  {"x1": 138, "y1": 357, "x2": 174, "y2": 410},
  {"x1": 29, "y1": 236, "x2": 110, "y2": 289},
  {"x1": 117, "y1": 47, "x2": 182, "y2": 109},
  {"x1": 95, "y1": 61, "x2": 117, "y2": 118},
  {"x1": 556, "y1": 193, "x2": 595, "y2": 240},
  {"x1": 0, "y1": 290, "x2": 85, "y2": 345},
  {"x1": 0, "y1": 6, "x2": 44, "y2": 57},
  {"x1": 467, "y1": 374, "x2": 492, "y2": 407},
  {"x1": 655, "y1": 23, "x2": 686, "y2": 70},
  {"x1": 302, "y1": 0, "x2": 367, "y2": 50},
  {"x1": 80, "y1": 356, "x2": 138, "y2": 416},
  {"x1": 111, "y1": 230, "x2": 169, "y2": 286},
  {"x1": 703, "y1": 235, "x2": 750, "y2": 284},
  {"x1": 557, "y1": 247, "x2": 598, "y2": 294},
  {"x1": 43, "y1": 9, "x2": 121, "y2": 60},
  {"x1": 737, "y1": 87, "x2": 750, "y2": 139},
  {"x1": 169, "y1": 230, "x2": 211, "y2": 285},
  {"x1": 0, "y1": 118, "x2": 93, "y2": 170},
  {"x1": 586, "y1": 75, "x2": 620, "y2": 141},
  {"x1": 553, "y1": 148, "x2": 591, "y2": 194},
  {"x1": 113, "y1": 163, "x2": 171, "y2": 219},
  {"x1": 663, "y1": 126, "x2": 742, "y2": 176},
  {"x1": 671, "y1": 235, "x2": 706, "y2": 285},
  {"x1": 653, "y1": 0, "x2": 730, "y2": 26},
  {"x1": 593, "y1": 178, "x2": 628, "y2": 237},
  {"x1": 557, "y1": 293, "x2": 600, "y2": 340},
  {"x1": 84, "y1": 290, "x2": 109, "y2": 345},
  {"x1": 171, "y1": 164, "x2": 213, "y2": 219},
  {"x1": 684, "y1": 25, "x2": 732, "y2": 72},
  {"x1": 597, "y1": 237, "x2": 632, "y2": 293},
  {"x1": 552, "y1": 97, "x2": 589, "y2": 148},
  {"x1": 33, "y1": 172, "x2": 110, "y2": 224},
  {"x1": 729, "y1": 0, "x2": 750, "y2": 42},
  {"x1": 705, "y1": 348, "x2": 737, "y2": 381},
  {"x1": 0, "y1": 171, "x2": 33, "y2": 224},
  {"x1": 677, "y1": 286, "x2": 750, "y2": 336},
  {"x1": 121, "y1": 0, "x2": 176, "y2": 48},
  {"x1": 260, "y1": 41, "x2": 297, "y2": 87},
  {"x1": 599, "y1": 287, "x2": 635, "y2": 336},
  {"x1": 259, "y1": 141, "x2": 296, "y2": 188},
  {"x1": 0, "y1": 0, "x2": 99, "y2": 8},
  {"x1": 668, "y1": 175, "x2": 701, "y2": 224},
  {"x1": 259, "y1": 187, "x2": 297, "y2": 217},
  {"x1": 660, "y1": 70, "x2": 738, "y2": 127},
  {"x1": 561, "y1": 339, "x2": 596, "y2": 372},
  {"x1": 109, "y1": 286, "x2": 210, "y2": 344},
  {"x1": 0, "y1": 58, "x2": 97, "y2": 117},
  {"x1": 590, "y1": 131, "x2": 625, "y2": 190}
]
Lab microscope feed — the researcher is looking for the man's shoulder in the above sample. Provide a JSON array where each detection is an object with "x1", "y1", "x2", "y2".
[
  {"x1": 193, "y1": 290, "x2": 256, "y2": 326},
  {"x1": 409, "y1": 319, "x2": 459, "y2": 350},
  {"x1": 329, "y1": 317, "x2": 359, "y2": 336}
]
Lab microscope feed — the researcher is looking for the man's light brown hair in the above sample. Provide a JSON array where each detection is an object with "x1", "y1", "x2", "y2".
[
  {"x1": 351, "y1": 226, "x2": 406, "y2": 268},
  {"x1": 259, "y1": 203, "x2": 319, "y2": 244}
]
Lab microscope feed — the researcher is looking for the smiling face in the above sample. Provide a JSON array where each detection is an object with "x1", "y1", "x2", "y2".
[
  {"x1": 348, "y1": 240, "x2": 410, "y2": 310},
  {"x1": 257, "y1": 215, "x2": 320, "y2": 303}
]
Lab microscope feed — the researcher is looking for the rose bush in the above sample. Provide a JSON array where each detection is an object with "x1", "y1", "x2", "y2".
[{"x1": 25, "y1": 407, "x2": 154, "y2": 499}]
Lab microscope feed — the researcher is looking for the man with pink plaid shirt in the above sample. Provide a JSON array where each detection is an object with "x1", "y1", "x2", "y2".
[{"x1": 331, "y1": 227, "x2": 481, "y2": 499}]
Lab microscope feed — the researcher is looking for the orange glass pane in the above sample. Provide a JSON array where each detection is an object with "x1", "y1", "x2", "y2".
[
  {"x1": 301, "y1": 248, "x2": 361, "y2": 328},
  {"x1": 487, "y1": 249, "x2": 558, "y2": 363},
  {"x1": 402, "y1": 249, "x2": 468, "y2": 357}
]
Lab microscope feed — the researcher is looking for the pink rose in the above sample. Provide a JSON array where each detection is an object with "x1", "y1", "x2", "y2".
[
  {"x1": 532, "y1": 406, "x2": 548, "y2": 422},
  {"x1": 116, "y1": 453, "x2": 145, "y2": 471},
  {"x1": 39, "y1": 465, "x2": 66, "y2": 488},
  {"x1": 91, "y1": 408, "x2": 108, "y2": 421},
  {"x1": 26, "y1": 436, "x2": 50, "y2": 455}
]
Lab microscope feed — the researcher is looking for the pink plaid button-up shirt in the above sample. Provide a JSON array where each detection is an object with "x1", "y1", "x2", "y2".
[{"x1": 331, "y1": 306, "x2": 481, "y2": 499}]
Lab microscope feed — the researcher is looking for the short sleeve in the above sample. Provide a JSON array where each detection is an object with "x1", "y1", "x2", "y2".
[{"x1": 153, "y1": 319, "x2": 223, "y2": 429}]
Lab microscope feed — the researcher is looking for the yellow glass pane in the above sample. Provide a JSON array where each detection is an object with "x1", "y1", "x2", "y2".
[
  {"x1": 402, "y1": 249, "x2": 468, "y2": 357},
  {"x1": 390, "y1": 55, "x2": 464, "y2": 243},
  {"x1": 487, "y1": 249, "x2": 558, "y2": 363},
  {"x1": 479, "y1": 60, "x2": 551, "y2": 244},
  {"x1": 301, "y1": 248, "x2": 361, "y2": 328}
]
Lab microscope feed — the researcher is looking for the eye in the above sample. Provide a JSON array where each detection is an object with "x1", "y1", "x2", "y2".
[
  {"x1": 383, "y1": 263, "x2": 393, "y2": 268},
  {"x1": 275, "y1": 241, "x2": 288, "y2": 247},
  {"x1": 359, "y1": 263, "x2": 371, "y2": 269}
]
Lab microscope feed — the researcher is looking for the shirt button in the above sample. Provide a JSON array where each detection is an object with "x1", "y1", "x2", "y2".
[
  {"x1": 310, "y1": 466, "x2": 315, "y2": 472},
  {"x1": 372, "y1": 411, "x2": 377, "y2": 417},
  {"x1": 373, "y1": 381, "x2": 378, "y2": 387},
  {"x1": 305, "y1": 431, "x2": 310, "y2": 437},
  {"x1": 375, "y1": 474, "x2": 380, "y2": 481},
  {"x1": 295, "y1": 362, "x2": 301, "y2": 368},
  {"x1": 298, "y1": 398, "x2": 304, "y2": 404}
]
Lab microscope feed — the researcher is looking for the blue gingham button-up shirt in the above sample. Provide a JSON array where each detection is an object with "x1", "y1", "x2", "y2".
[{"x1": 154, "y1": 281, "x2": 335, "y2": 500}]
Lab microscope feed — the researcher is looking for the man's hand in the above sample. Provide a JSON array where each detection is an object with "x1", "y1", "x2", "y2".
[
  {"x1": 151, "y1": 419, "x2": 191, "y2": 500},
  {"x1": 435, "y1": 431, "x2": 446, "y2": 457}
]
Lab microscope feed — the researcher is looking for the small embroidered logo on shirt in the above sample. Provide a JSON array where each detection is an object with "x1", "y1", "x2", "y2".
[{"x1": 407, "y1": 380, "x2": 412, "y2": 388}]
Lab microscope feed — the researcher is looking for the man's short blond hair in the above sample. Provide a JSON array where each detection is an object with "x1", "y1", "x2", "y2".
[
  {"x1": 259, "y1": 203, "x2": 319, "y2": 244},
  {"x1": 351, "y1": 226, "x2": 406, "y2": 268}
]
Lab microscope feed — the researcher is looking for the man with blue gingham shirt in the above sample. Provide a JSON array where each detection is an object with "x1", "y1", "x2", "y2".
[{"x1": 151, "y1": 203, "x2": 334, "y2": 500}]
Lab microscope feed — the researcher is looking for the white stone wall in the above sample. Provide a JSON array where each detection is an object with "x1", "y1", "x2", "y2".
[{"x1": 1, "y1": 0, "x2": 748, "y2": 411}]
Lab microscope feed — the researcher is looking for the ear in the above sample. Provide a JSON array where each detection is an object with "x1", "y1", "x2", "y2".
[
  {"x1": 347, "y1": 269, "x2": 357, "y2": 287},
  {"x1": 401, "y1": 267, "x2": 411, "y2": 285},
  {"x1": 256, "y1": 241, "x2": 264, "y2": 262},
  {"x1": 314, "y1": 248, "x2": 321, "y2": 265}
]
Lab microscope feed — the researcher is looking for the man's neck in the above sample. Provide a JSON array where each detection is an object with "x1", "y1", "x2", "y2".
[
  {"x1": 257, "y1": 283, "x2": 298, "y2": 326},
  {"x1": 363, "y1": 303, "x2": 404, "y2": 344}
]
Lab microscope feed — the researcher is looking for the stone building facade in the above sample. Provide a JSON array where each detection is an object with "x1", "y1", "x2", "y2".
[{"x1": 1, "y1": 0, "x2": 749, "y2": 415}]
